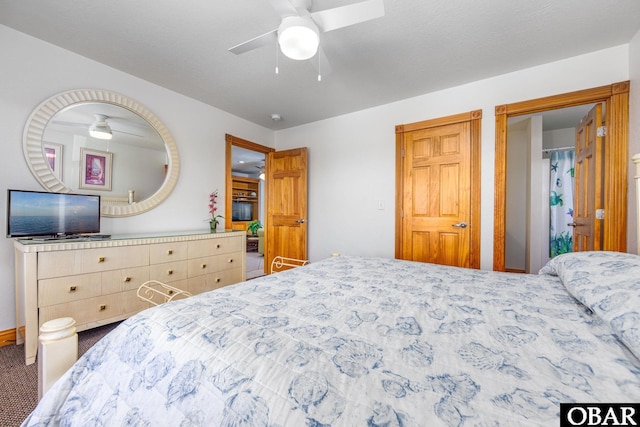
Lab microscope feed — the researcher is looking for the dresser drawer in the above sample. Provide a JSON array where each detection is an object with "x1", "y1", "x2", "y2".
[
  {"x1": 38, "y1": 250, "x2": 84, "y2": 279},
  {"x1": 122, "y1": 288, "x2": 154, "y2": 314},
  {"x1": 149, "y1": 242, "x2": 188, "y2": 264},
  {"x1": 81, "y1": 245, "x2": 149, "y2": 274},
  {"x1": 39, "y1": 293, "x2": 123, "y2": 327},
  {"x1": 38, "y1": 273, "x2": 102, "y2": 307},
  {"x1": 219, "y1": 266, "x2": 243, "y2": 288},
  {"x1": 102, "y1": 266, "x2": 150, "y2": 294},
  {"x1": 217, "y1": 251, "x2": 243, "y2": 271},
  {"x1": 186, "y1": 275, "x2": 211, "y2": 296},
  {"x1": 188, "y1": 236, "x2": 242, "y2": 258},
  {"x1": 188, "y1": 266, "x2": 243, "y2": 295},
  {"x1": 187, "y1": 255, "x2": 217, "y2": 278},
  {"x1": 149, "y1": 260, "x2": 188, "y2": 283}
]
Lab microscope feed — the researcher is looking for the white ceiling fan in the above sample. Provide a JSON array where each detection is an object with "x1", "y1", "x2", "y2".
[
  {"x1": 228, "y1": 0, "x2": 385, "y2": 77},
  {"x1": 52, "y1": 114, "x2": 146, "y2": 139}
]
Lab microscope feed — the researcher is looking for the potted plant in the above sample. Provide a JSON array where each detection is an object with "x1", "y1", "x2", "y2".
[
  {"x1": 247, "y1": 219, "x2": 262, "y2": 235},
  {"x1": 208, "y1": 190, "x2": 224, "y2": 232}
]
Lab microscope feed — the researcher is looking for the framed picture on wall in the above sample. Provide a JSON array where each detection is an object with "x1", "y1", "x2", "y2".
[
  {"x1": 79, "y1": 147, "x2": 112, "y2": 191},
  {"x1": 43, "y1": 142, "x2": 63, "y2": 180}
]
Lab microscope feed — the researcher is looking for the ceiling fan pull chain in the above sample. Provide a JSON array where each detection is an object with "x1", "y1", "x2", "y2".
[{"x1": 275, "y1": 44, "x2": 280, "y2": 75}]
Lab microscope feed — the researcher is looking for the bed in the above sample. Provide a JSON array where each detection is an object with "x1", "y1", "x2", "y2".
[
  {"x1": 21, "y1": 154, "x2": 640, "y2": 426},
  {"x1": 22, "y1": 250, "x2": 640, "y2": 426}
]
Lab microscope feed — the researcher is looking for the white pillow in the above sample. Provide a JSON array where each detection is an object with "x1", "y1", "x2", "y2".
[{"x1": 539, "y1": 251, "x2": 640, "y2": 359}]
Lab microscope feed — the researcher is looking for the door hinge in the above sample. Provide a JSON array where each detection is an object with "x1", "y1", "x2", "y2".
[
  {"x1": 596, "y1": 209, "x2": 605, "y2": 220},
  {"x1": 597, "y1": 126, "x2": 606, "y2": 137}
]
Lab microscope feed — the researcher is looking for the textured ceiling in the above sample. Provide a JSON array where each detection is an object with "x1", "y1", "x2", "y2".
[{"x1": 1, "y1": 0, "x2": 639, "y2": 130}]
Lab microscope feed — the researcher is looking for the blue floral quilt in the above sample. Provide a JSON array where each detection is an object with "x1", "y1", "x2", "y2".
[{"x1": 23, "y1": 254, "x2": 640, "y2": 426}]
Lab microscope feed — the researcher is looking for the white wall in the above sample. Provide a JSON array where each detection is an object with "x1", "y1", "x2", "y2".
[
  {"x1": 544, "y1": 128, "x2": 575, "y2": 150},
  {"x1": 527, "y1": 116, "x2": 545, "y2": 273},
  {"x1": 276, "y1": 45, "x2": 631, "y2": 267},
  {"x1": 505, "y1": 125, "x2": 527, "y2": 271},
  {"x1": 0, "y1": 25, "x2": 275, "y2": 330},
  {"x1": 629, "y1": 29, "x2": 640, "y2": 255}
]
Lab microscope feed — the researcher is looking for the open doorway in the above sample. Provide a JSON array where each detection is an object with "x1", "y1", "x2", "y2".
[
  {"x1": 225, "y1": 134, "x2": 275, "y2": 278},
  {"x1": 505, "y1": 104, "x2": 597, "y2": 273},
  {"x1": 494, "y1": 81, "x2": 630, "y2": 271}
]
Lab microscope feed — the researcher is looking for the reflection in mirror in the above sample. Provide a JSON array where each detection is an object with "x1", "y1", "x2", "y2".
[
  {"x1": 44, "y1": 102, "x2": 167, "y2": 202},
  {"x1": 232, "y1": 146, "x2": 265, "y2": 179},
  {"x1": 23, "y1": 89, "x2": 180, "y2": 217}
]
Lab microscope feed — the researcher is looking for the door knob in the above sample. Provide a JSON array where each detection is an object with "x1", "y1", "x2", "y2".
[
  {"x1": 452, "y1": 222, "x2": 468, "y2": 228},
  {"x1": 567, "y1": 222, "x2": 582, "y2": 227},
  {"x1": 296, "y1": 219, "x2": 306, "y2": 223}
]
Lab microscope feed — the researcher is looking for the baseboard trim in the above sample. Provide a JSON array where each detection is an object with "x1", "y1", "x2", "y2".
[{"x1": 0, "y1": 328, "x2": 17, "y2": 347}]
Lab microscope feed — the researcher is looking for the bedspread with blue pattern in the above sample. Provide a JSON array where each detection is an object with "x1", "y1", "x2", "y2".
[{"x1": 23, "y1": 253, "x2": 640, "y2": 426}]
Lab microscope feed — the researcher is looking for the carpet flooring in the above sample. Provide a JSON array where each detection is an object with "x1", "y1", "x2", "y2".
[
  {"x1": 0, "y1": 322, "x2": 120, "y2": 427},
  {"x1": 246, "y1": 251, "x2": 265, "y2": 279}
]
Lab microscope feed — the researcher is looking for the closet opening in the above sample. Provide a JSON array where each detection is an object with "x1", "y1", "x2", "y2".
[
  {"x1": 494, "y1": 81, "x2": 629, "y2": 272},
  {"x1": 505, "y1": 104, "x2": 599, "y2": 273}
]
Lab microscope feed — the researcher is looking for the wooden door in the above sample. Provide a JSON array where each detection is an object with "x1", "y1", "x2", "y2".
[
  {"x1": 399, "y1": 121, "x2": 472, "y2": 267},
  {"x1": 265, "y1": 148, "x2": 308, "y2": 271},
  {"x1": 572, "y1": 104, "x2": 604, "y2": 251}
]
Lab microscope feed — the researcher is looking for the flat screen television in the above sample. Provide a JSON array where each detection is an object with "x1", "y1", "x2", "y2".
[
  {"x1": 232, "y1": 202, "x2": 253, "y2": 221},
  {"x1": 6, "y1": 189, "x2": 101, "y2": 238}
]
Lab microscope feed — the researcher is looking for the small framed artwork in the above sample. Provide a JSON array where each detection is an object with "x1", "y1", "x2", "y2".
[
  {"x1": 43, "y1": 142, "x2": 63, "y2": 180},
  {"x1": 79, "y1": 148, "x2": 112, "y2": 191}
]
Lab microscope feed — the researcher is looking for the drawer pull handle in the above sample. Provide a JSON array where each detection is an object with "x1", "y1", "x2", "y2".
[
  {"x1": 216, "y1": 278, "x2": 221, "y2": 283},
  {"x1": 201, "y1": 264, "x2": 207, "y2": 269},
  {"x1": 228, "y1": 258, "x2": 233, "y2": 263},
  {"x1": 124, "y1": 276, "x2": 132, "y2": 282},
  {"x1": 216, "y1": 244, "x2": 221, "y2": 249},
  {"x1": 168, "y1": 269, "x2": 174, "y2": 275},
  {"x1": 69, "y1": 286, "x2": 77, "y2": 292},
  {"x1": 167, "y1": 249, "x2": 173, "y2": 255},
  {"x1": 98, "y1": 257, "x2": 105, "y2": 263},
  {"x1": 168, "y1": 290, "x2": 174, "y2": 295},
  {"x1": 99, "y1": 304, "x2": 107, "y2": 311}
]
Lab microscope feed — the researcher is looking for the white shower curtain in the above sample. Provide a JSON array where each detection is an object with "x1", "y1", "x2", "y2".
[{"x1": 549, "y1": 150, "x2": 575, "y2": 257}]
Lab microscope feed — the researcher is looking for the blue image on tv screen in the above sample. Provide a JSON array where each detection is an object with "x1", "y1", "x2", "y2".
[{"x1": 8, "y1": 190, "x2": 100, "y2": 237}]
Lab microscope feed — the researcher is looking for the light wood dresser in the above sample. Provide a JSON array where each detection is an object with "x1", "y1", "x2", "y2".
[{"x1": 14, "y1": 230, "x2": 246, "y2": 364}]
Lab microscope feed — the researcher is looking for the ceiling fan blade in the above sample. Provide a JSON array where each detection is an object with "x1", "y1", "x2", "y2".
[
  {"x1": 310, "y1": 0, "x2": 384, "y2": 33},
  {"x1": 228, "y1": 29, "x2": 278, "y2": 55},
  {"x1": 51, "y1": 120, "x2": 87, "y2": 128},
  {"x1": 51, "y1": 120, "x2": 144, "y2": 138},
  {"x1": 268, "y1": 0, "x2": 298, "y2": 17},
  {"x1": 113, "y1": 129, "x2": 144, "y2": 138}
]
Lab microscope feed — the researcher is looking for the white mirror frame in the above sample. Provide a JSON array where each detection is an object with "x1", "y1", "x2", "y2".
[{"x1": 23, "y1": 89, "x2": 180, "y2": 217}]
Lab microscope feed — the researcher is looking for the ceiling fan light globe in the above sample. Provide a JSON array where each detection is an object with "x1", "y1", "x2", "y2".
[
  {"x1": 89, "y1": 124, "x2": 113, "y2": 140},
  {"x1": 89, "y1": 114, "x2": 113, "y2": 140},
  {"x1": 278, "y1": 16, "x2": 319, "y2": 60}
]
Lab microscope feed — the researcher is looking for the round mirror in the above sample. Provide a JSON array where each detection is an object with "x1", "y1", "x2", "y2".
[{"x1": 23, "y1": 89, "x2": 179, "y2": 217}]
